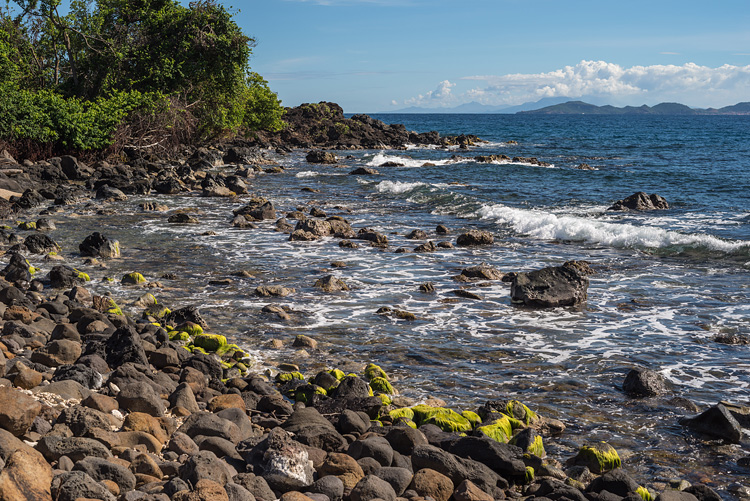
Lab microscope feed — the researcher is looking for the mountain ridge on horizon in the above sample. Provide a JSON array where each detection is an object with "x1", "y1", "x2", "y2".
[{"x1": 375, "y1": 98, "x2": 750, "y2": 115}]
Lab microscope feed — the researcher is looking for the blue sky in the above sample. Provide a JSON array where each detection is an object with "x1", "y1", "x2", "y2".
[{"x1": 230, "y1": 1, "x2": 743, "y2": 112}]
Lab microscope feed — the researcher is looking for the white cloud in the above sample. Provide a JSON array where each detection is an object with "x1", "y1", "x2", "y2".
[
  {"x1": 401, "y1": 61, "x2": 750, "y2": 108},
  {"x1": 404, "y1": 80, "x2": 457, "y2": 107}
]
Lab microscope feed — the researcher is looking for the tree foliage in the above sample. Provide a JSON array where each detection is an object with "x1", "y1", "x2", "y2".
[{"x1": 0, "y1": 0, "x2": 285, "y2": 156}]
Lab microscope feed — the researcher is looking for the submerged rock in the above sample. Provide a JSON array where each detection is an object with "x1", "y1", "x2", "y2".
[
  {"x1": 510, "y1": 260, "x2": 591, "y2": 307},
  {"x1": 456, "y1": 229, "x2": 494, "y2": 246}
]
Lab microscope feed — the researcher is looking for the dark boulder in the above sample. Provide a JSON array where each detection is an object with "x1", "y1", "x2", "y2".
[
  {"x1": 24, "y1": 233, "x2": 60, "y2": 254},
  {"x1": 307, "y1": 150, "x2": 338, "y2": 164},
  {"x1": 622, "y1": 368, "x2": 669, "y2": 397},
  {"x1": 678, "y1": 403, "x2": 742, "y2": 443},
  {"x1": 456, "y1": 229, "x2": 494, "y2": 246},
  {"x1": 79, "y1": 232, "x2": 120, "y2": 258},
  {"x1": 510, "y1": 260, "x2": 591, "y2": 307},
  {"x1": 48, "y1": 265, "x2": 89, "y2": 288},
  {"x1": 2, "y1": 252, "x2": 32, "y2": 282},
  {"x1": 608, "y1": 192, "x2": 669, "y2": 211}
]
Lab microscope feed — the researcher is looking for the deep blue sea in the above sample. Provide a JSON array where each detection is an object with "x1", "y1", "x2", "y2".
[{"x1": 45, "y1": 114, "x2": 750, "y2": 490}]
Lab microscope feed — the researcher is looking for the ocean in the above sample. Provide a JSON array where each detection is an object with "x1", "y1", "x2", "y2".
[{"x1": 47, "y1": 113, "x2": 750, "y2": 488}]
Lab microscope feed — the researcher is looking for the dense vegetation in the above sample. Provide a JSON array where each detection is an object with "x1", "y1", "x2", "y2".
[{"x1": 0, "y1": 0, "x2": 285, "y2": 158}]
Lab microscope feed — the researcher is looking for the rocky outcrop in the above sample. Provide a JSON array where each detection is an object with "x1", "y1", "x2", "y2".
[{"x1": 608, "y1": 192, "x2": 669, "y2": 211}]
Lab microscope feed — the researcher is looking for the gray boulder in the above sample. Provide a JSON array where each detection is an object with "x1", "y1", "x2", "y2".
[
  {"x1": 623, "y1": 368, "x2": 669, "y2": 397},
  {"x1": 679, "y1": 403, "x2": 743, "y2": 443}
]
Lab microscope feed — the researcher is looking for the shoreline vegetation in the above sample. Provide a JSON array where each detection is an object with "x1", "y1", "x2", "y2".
[{"x1": 0, "y1": 2, "x2": 747, "y2": 501}]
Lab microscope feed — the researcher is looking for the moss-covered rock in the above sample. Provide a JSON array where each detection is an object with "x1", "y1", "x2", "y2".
[
  {"x1": 572, "y1": 442, "x2": 622, "y2": 474},
  {"x1": 294, "y1": 384, "x2": 327, "y2": 403},
  {"x1": 144, "y1": 304, "x2": 171, "y2": 319},
  {"x1": 377, "y1": 394, "x2": 393, "y2": 406},
  {"x1": 106, "y1": 298, "x2": 123, "y2": 316},
  {"x1": 77, "y1": 270, "x2": 91, "y2": 282},
  {"x1": 412, "y1": 405, "x2": 473, "y2": 433},
  {"x1": 365, "y1": 363, "x2": 389, "y2": 381},
  {"x1": 524, "y1": 466, "x2": 535, "y2": 484},
  {"x1": 503, "y1": 400, "x2": 538, "y2": 426},
  {"x1": 121, "y1": 272, "x2": 147, "y2": 285},
  {"x1": 191, "y1": 346, "x2": 208, "y2": 355},
  {"x1": 370, "y1": 376, "x2": 396, "y2": 395},
  {"x1": 389, "y1": 407, "x2": 415, "y2": 422},
  {"x1": 177, "y1": 322, "x2": 204, "y2": 336},
  {"x1": 636, "y1": 487, "x2": 653, "y2": 501},
  {"x1": 17, "y1": 221, "x2": 36, "y2": 230},
  {"x1": 329, "y1": 368, "x2": 346, "y2": 380},
  {"x1": 169, "y1": 331, "x2": 191, "y2": 342},
  {"x1": 276, "y1": 371, "x2": 305, "y2": 383},
  {"x1": 510, "y1": 431, "x2": 545, "y2": 458},
  {"x1": 476, "y1": 416, "x2": 514, "y2": 443},
  {"x1": 193, "y1": 333, "x2": 227, "y2": 352},
  {"x1": 462, "y1": 410, "x2": 482, "y2": 428}
]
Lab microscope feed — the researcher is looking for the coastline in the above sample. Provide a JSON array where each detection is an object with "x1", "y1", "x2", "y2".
[{"x1": 0, "y1": 109, "x2": 747, "y2": 500}]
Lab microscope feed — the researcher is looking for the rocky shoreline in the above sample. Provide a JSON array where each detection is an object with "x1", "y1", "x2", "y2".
[{"x1": 0, "y1": 111, "x2": 747, "y2": 501}]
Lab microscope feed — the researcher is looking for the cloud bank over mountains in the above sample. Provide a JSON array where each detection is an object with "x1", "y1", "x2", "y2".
[{"x1": 402, "y1": 61, "x2": 750, "y2": 109}]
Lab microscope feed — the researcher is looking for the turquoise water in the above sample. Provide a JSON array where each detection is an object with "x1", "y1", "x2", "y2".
[{"x1": 38, "y1": 114, "x2": 750, "y2": 489}]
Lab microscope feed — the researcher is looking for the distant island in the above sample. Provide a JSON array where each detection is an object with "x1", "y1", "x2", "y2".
[
  {"x1": 520, "y1": 101, "x2": 750, "y2": 115},
  {"x1": 382, "y1": 99, "x2": 750, "y2": 115}
]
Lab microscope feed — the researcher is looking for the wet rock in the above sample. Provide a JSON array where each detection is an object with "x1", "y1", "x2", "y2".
[
  {"x1": 350, "y1": 474, "x2": 397, "y2": 501},
  {"x1": 166, "y1": 306, "x2": 209, "y2": 331},
  {"x1": 295, "y1": 219, "x2": 333, "y2": 238},
  {"x1": 349, "y1": 167, "x2": 379, "y2": 175},
  {"x1": 406, "y1": 229, "x2": 429, "y2": 240},
  {"x1": 356, "y1": 228, "x2": 388, "y2": 246},
  {"x1": 510, "y1": 260, "x2": 591, "y2": 307},
  {"x1": 586, "y1": 468, "x2": 640, "y2": 497},
  {"x1": 609, "y1": 192, "x2": 670, "y2": 211},
  {"x1": 96, "y1": 185, "x2": 127, "y2": 201},
  {"x1": 48, "y1": 265, "x2": 89, "y2": 288},
  {"x1": 307, "y1": 150, "x2": 338, "y2": 164},
  {"x1": 683, "y1": 484, "x2": 723, "y2": 501},
  {"x1": 24, "y1": 233, "x2": 60, "y2": 254},
  {"x1": 414, "y1": 241, "x2": 436, "y2": 253},
  {"x1": 623, "y1": 368, "x2": 669, "y2": 397},
  {"x1": 0, "y1": 385, "x2": 42, "y2": 437},
  {"x1": 79, "y1": 232, "x2": 120, "y2": 258},
  {"x1": 314, "y1": 275, "x2": 349, "y2": 292},
  {"x1": 458, "y1": 264, "x2": 504, "y2": 281},
  {"x1": 569, "y1": 442, "x2": 622, "y2": 474},
  {"x1": 452, "y1": 289, "x2": 483, "y2": 300},
  {"x1": 168, "y1": 212, "x2": 200, "y2": 224},
  {"x1": 2, "y1": 253, "x2": 32, "y2": 282},
  {"x1": 419, "y1": 282, "x2": 435, "y2": 293},
  {"x1": 234, "y1": 198, "x2": 276, "y2": 221},
  {"x1": 678, "y1": 403, "x2": 742, "y2": 443},
  {"x1": 456, "y1": 229, "x2": 494, "y2": 246},
  {"x1": 255, "y1": 285, "x2": 295, "y2": 297},
  {"x1": 656, "y1": 492, "x2": 699, "y2": 501}
]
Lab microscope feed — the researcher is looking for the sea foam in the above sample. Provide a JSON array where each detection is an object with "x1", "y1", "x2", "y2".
[{"x1": 478, "y1": 204, "x2": 750, "y2": 254}]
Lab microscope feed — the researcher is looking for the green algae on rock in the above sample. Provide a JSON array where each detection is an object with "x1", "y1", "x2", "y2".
[
  {"x1": 571, "y1": 442, "x2": 622, "y2": 474},
  {"x1": 370, "y1": 377, "x2": 396, "y2": 395},
  {"x1": 121, "y1": 272, "x2": 147, "y2": 285},
  {"x1": 193, "y1": 333, "x2": 227, "y2": 352},
  {"x1": 364, "y1": 363, "x2": 389, "y2": 381},
  {"x1": 412, "y1": 405, "x2": 473, "y2": 433},
  {"x1": 476, "y1": 415, "x2": 514, "y2": 443}
]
